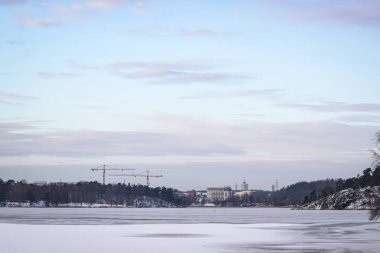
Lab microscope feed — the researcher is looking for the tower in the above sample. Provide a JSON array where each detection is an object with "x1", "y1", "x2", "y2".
[{"x1": 241, "y1": 177, "x2": 249, "y2": 191}]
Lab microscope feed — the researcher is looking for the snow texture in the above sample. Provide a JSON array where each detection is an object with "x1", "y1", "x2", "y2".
[
  {"x1": 302, "y1": 186, "x2": 380, "y2": 210},
  {"x1": 0, "y1": 208, "x2": 380, "y2": 252}
]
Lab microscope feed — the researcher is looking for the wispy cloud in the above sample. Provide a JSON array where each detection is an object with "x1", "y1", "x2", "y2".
[
  {"x1": 106, "y1": 61, "x2": 247, "y2": 84},
  {"x1": 0, "y1": 92, "x2": 37, "y2": 106},
  {"x1": 37, "y1": 71, "x2": 82, "y2": 78},
  {"x1": 17, "y1": 15, "x2": 61, "y2": 27},
  {"x1": 0, "y1": 121, "x2": 245, "y2": 157},
  {"x1": 334, "y1": 114, "x2": 380, "y2": 125},
  {"x1": 181, "y1": 89, "x2": 282, "y2": 100},
  {"x1": 14, "y1": 0, "x2": 150, "y2": 27},
  {"x1": 128, "y1": 25, "x2": 228, "y2": 37},
  {"x1": 0, "y1": 0, "x2": 27, "y2": 6},
  {"x1": 0, "y1": 116, "x2": 376, "y2": 164},
  {"x1": 6, "y1": 39, "x2": 26, "y2": 45},
  {"x1": 178, "y1": 29, "x2": 224, "y2": 37},
  {"x1": 279, "y1": 101, "x2": 380, "y2": 113},
  {"x1": 298, "y1": 1, "x2": 380, "y2": 27},
  {"x1": 46, "y1": 0, "x2": 124, "y2": 16},
  {"x1": 265, "y1": 0, "x2": 380, "y2": 27}
]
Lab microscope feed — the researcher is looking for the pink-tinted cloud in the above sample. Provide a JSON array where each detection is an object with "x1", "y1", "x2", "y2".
[
  {"x1": 106, "y1": 61, "x2": 246, "y2": 84},
  {"x1": 263, "y1": 0, "x2": 380, "y2": 27},
  {"x1": 45, "y1": 0, "x2": 150, "y2": 18},
  {"x1": 50, "y1": 0, "x2": 123, "y2": 16},
  {"x1": 14, "y1": 0, "x2": 150, "y2": 27},
  {"x1": 17, "y1": 16, "x2": 61, "y2": 27},
  {"x1": 181, "y1": 89, "x2": 282, "y2": 100},
  {"x1": 294, "y1": 2, "x2": 380, "y2": 26},
  {"x1": 279, "y1": 101, "x2": 380, "y2": 113}
]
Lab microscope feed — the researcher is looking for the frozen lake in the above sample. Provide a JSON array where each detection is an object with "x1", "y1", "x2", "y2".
[{"x1": 0, "y1": 208, "x2": 379, "y2": 252}]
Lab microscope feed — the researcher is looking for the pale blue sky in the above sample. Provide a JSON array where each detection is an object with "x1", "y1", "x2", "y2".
[{"x1": 1, "y1": 0, "x2": 380, "y2": 190}]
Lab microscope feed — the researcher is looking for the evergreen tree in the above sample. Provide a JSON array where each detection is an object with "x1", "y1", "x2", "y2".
[{"x1": 369, "y1": 131, "x2": 380, "y2": 220}]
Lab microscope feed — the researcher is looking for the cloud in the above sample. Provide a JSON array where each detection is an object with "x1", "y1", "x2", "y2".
[
  {"x1": 37, "y1": 71, "x2": 82, "y2": 78},
  {"x1": 0, "y1": 0, "x2": 27, "y2": 5},
  {"x1": 266, "y1": 0, "x2": 380, "y2": 27},
  {"x1": 278, "y1": 101, "x2": 380, "y2": 113},
  {"x1": 49, "y1": 0, "x2": 123, "y2": 16},
  {"x1": 334, "y1": 114, "x2": 380, "y2": 125},
  {"x1": 0, "y1": 121, "x2": 245, "y2": 157},
  {"x1": 17, "y1": 16, "x2": 61, "y2": 27},
  {"x1": 178, "y1": 29, "x2": 222, "y2": 37},
  {"x1": 299, "y1": 1, "x2": 380, "y2": 27},
  {"x1": 0, "y1": 92, "x2": 37, "y2": 106},
  {"x1": 181, "y1": 89, "x2": 282, "y2": 100},
  {"x1": 106, "y1": 61, "x2": 247, "y2": 84},
  {"x1": 129, "y1": 26, "x2": 227, "y2": 37},
  {"x1": 128, "y1": 25, "x2": 228, "y2": 38},
  {"x1": 6, "y1": 40, "x2": 26, "y2": 45},
  {"x1": 13, "y1": 0, "x2": 150, "y2": 27},
  {"x1": 1, "y1": 117, "x2": 376, "y2": 167},
  {"x1": 45, "y1": 0, "x2": 152, "y2": 19}
]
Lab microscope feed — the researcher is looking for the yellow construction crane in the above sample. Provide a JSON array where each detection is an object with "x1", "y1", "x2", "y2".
[
  {"x1": 110, "y1": 170, "x2": 163, "y2": 187},
  {"x1": 91, "y1": 164, "x2": 135, "y2": 185}
]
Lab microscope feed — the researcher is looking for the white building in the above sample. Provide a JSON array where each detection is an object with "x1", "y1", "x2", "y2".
[
  {"x1": 207, "y1": 187, "x2": 232, "y2": 202},
  {"x1": 241, "y1": 179, "x2": 249, "y2": 191},
  {"x1": 234, "y1": 190, "x2": 252, "y2": 198}
]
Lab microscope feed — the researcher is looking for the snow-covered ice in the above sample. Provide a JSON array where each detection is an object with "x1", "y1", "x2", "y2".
[{"x1": 0, "y1": 208, "x2": 379, "y2": 253}]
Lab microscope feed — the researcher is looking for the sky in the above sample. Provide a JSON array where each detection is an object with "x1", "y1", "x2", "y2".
[{"x1": 1, "y1": 0, "x2": 380, "y2": 190}]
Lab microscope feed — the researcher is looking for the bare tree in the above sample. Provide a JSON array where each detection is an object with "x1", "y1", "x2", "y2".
[
  {"x1": 369, "y1": 131, "x2": 380, "y2": 220},
  {"x1": 371, "y1": 131, "x2": 380, "y2": 169}
]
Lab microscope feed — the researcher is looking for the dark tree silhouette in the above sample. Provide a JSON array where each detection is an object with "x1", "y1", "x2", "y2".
[{"x1": 369, "y1": 131, "x2": 380, "y2": 221}]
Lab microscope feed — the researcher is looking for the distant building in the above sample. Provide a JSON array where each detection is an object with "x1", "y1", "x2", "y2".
[
  {"x1": 207, "y1": 187, "x2": 232, "y2": 202},
  {"x1": 33, "y1": 181, "x2": 47, "y2": 186},
  {"x1": 241, "y1": 178, "x2": 249, "y2": 191},
  {"x1": 271, "y1": 184, "x2": 276, "y2": 192},
  {"x1": 234, "y1": 190, "x2": 252, "y2": 198},
  {"x1": 183, "y1": 190, "x2": 196, "y2": 198}
]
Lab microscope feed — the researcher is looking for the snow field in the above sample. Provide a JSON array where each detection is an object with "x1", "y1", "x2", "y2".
[{"x1": 0, "y1": 223, "x2": 295, "y2": 253}]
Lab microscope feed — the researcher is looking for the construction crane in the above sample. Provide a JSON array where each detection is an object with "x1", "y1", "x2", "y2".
[
  {"x1": 91, "y1": 164, "x2": 135, "y2": 185},
  {"x1": 110, "y1": 170, "x2": 163, "y2": 187}
]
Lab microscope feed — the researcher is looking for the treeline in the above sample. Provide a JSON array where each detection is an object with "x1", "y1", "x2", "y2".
[
  {"x1": 0, "y1": 179, "x2": 189, "y2": 207},
  {"x1": 269, "y1": 179, "x2": 337, "y2": 206},
  {"x1": 304, "y1": 167, "x2": 380, "y2": 204},
  {"x1": 214, "y1": 190, "x2": 272, "y2": 207},
  {"x1": 214, "y1": 180, "x2": 338, "y2": 207}
]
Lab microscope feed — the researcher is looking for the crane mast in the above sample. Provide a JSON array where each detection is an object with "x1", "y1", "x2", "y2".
[{"x1": 91, "y1": 164, "x2": 135, "y2": 185}]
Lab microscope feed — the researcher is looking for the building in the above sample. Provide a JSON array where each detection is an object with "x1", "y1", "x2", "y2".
[
  {"x1": 183, "y1": 190, "x2": 196, "y2": 198},
  {"x1": 241, "y1": 178, "x2": 249, "y2": 191},
  {"x1": 234, "y1": 190, "x2": 252, "y2": 198},
  {"x1": 33, "y1": 181, "x2": 47, "y2": 186},
  {"x1": 207, "y1": 187, "x2": 232, "y2": 202}
]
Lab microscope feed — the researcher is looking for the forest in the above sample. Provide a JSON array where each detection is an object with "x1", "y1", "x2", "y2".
[
  {"x1": 0, "y1": 180, "x2": 189, "y2": 207},
  {"x1": 303, "y1": 167, "x2": 380, "y2": 204}
]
